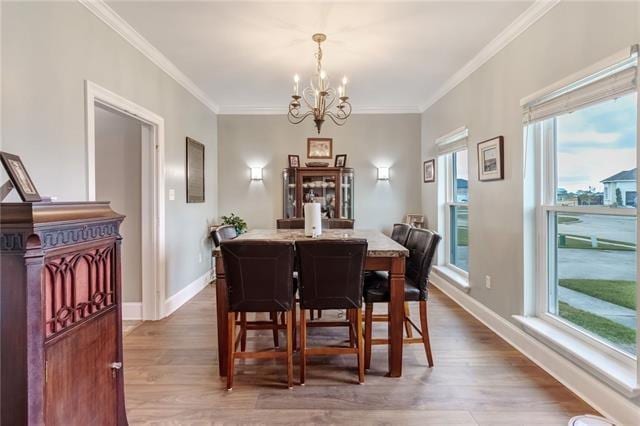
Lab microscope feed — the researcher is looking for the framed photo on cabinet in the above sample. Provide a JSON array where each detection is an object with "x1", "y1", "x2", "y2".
[
  {"x1": 477, "y1": 136, "x2": 504, "y2": 181},
  {"x1": 0, "y1": 151, "x2": 41, "y2": 202}
]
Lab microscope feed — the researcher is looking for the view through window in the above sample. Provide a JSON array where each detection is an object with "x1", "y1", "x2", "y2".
[
  {"x1": 548, "y1": 92, "x2": 637, "y2": 356},
  {"x1": 449, "y1": 150, "x2": 469, "y2": 272}
]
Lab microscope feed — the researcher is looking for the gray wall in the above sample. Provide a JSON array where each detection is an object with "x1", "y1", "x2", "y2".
[
  {"x1": 95, "y1": 105, "x2": 143, "y2": 303},
  {"x1": 421, "y1": 2, "x2": 639, "y2": 321},
  {"x1": 1, "y1": 1, "x2": 218, "y2": 298},
  {"x1": 218, "y1": 114, "x2": 422, "y2": 232}
]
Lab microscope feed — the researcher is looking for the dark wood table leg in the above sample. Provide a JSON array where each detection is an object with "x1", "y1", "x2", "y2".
[
  {"x1": 387, "y1": 256, "x2": 405, "y2": 377},
  {"x1": 215, "y1": 256, "x2": 228, "y2": 376}
]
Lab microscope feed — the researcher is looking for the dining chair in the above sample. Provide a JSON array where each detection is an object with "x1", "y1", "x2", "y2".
[
  {"x1": 221, "y1": 240, "x2": 296, "y2": 390},
  {"x1": 276, "y1": 218, "x2": 305, "y2": 229},
  {"x1": 326, "y1": 218, "x2": 355, "y2": 229},
  {"x1": 295, "y1": 239, "x2": 368, "y2": 384},
  {"x1": 390, "y1": 223, "x2": 411, "y2": 246},
  {"x1": 212, "y1": 224, "x2": 238, "y2": 247},
  {"x1": 362, "y1": 228, "x2": 441, "y2": 369}
]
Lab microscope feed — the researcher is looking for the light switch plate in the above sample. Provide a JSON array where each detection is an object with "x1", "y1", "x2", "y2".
[{"x1": 168, "y1": 189, "x2": 175, "y2": 201}]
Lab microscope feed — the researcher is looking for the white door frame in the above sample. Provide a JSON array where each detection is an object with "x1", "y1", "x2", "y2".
[{"x1": 85, "y1": 80, "x2": 165, "y2": 321}]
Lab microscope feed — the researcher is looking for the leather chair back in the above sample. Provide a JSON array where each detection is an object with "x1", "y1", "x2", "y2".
[
  {"x1": 276, "y1": 218, "x2": 305, "y2": 229},
  {"x1": 390, "y1": 223, "x2": 411, "y2": 246},
  {"x1": 405, "y1": 228, "x2": 441, "y2": 293},
  {"x1": 295, "y1": 239, "x2": 367, "y2": 310},
  {"x1": 221, "y1": 241, "x2": 295, "y2": 312},
  {"x1": 326, "y1": 218, "x2": 355, "y2": 229},
  {"x1": 213, "y1": 225, "x2": 238, "y2": 247}
]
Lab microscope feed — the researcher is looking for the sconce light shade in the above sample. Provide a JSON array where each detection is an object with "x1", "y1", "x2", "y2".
[
  {"x1": 250, "y1": 167, "x2": 263, "y2": 180},
  {"x1": 377, "y1": 167, "x2": 390, "y2": 180}
]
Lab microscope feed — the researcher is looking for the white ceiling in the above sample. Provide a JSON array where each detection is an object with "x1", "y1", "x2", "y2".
[{"x1": 105, "y1": 1, "x2": 534, "y2": 113}]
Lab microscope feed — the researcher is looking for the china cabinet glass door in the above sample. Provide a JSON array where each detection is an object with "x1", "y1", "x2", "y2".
[
  {"x1": 282, "y1": 169, "x2": 297, "y2": 218},
  {"x1": 340, "y1": 170, "x2": 354, "y2": 219},
  {"x1": 301, "y1": 174, "x2": 337, "y2": 218}
]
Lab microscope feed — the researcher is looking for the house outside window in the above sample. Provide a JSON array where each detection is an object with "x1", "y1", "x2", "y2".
[{"x1": 522, "y1": 47, "x2": 638, "y2": 370}]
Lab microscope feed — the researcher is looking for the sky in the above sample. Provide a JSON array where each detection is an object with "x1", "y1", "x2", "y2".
[{"x1": 557, "y1": 92, "x2": 637, "y2": 193}]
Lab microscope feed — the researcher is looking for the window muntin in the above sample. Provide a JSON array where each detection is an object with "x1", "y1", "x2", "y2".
[{"x1": 538, "y1": 93, "x2": 637, "y2": 357}]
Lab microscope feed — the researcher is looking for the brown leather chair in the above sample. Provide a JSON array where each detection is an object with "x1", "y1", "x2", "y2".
[
  {"x1": 326, "y1": 218, "x2": 355, "y2": 229},
  {"x1": 212, "y1": 224, "x2": 238, "y2": 247},
  {"x1": 363, "y1": 228, "x2": 441, "y2": 369},
  {"x1": 221, "y1": 240, "x2": 296, "y2": 390},
  {"x1": 390, "y1": 223, "x2": 411, "y2": 246},
  {"x1": 296, "y1": 239, "x2": 368, "y2": 384},
  {"x1": 276, "y1": 218, "x2": 305, "y2": 229}
]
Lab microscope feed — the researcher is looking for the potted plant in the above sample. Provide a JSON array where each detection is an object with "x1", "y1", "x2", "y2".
[{"x1": 220, "y1": 213, "x2": 247, "y2": 234}]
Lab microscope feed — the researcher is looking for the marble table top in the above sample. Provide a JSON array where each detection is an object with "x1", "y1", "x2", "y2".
[{"x1": 213, "y1": 229, "x2": 409, "y2": 258}]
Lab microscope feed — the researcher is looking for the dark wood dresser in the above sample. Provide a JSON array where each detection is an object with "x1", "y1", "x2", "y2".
[{"x1": 1, "y1": 202, "x2": 128, "y2": 425}]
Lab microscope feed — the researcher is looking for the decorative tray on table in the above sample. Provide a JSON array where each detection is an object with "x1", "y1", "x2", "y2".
[{"x1": 305, "y1": 162, "x2": 330, "y2": 167}]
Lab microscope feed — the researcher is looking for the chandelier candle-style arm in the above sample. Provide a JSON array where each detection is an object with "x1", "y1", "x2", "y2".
[{"x1": 287, "y1": 33, "x2": 352, "y2": 134}]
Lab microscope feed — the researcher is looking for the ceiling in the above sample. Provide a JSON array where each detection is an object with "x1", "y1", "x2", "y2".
[{"x1": 106, "y1": 1, "x2": 534, "y2": 113}]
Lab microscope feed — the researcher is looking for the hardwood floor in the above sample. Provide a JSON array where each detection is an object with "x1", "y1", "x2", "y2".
[{"x1": 124, "y1": 284, "x2": 597, "y2": 425}]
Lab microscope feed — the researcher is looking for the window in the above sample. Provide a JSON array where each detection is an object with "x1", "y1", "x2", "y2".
[
  {"x1": 526, "y1": 50, "x2": 638, "y2": 358},
  {"x1": 436, "y1": 127, "x2": 470, "y2": 277}
]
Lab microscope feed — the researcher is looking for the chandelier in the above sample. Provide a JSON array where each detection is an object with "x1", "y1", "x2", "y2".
[{"x1": 288, "y1": 33, "x2": 352, "y2": 134}]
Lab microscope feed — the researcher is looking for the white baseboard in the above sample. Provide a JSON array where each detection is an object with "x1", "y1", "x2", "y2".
[
  {"x1": 430, "y1": 274, "x2": 639, "y2": 425},
  {"x1": 163, "y1": 269, "x2": 213, "y2": 317},
  {"x1": 122, "y1": 302, "x2": 143, "y2": 320}
]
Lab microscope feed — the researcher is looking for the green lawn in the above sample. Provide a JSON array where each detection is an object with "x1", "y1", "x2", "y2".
[
  {"x1": 558, "y1": 234, "x2": 635, "y2": 251},
  {"x1": 456, "y1": 226, "x2": 468, "y2": 246},
  {"x1": 558, "y1": 215, "x2": 581, "y2": 224},
  {"x1": 559, "y1": 302, "x2": 636, "y2": 346},
  {"x1": 559, "y1": 279, "x2": 636, "y2": 310}
]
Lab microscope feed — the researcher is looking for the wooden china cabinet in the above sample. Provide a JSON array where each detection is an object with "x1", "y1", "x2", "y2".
[
  {"x1": 0, "y1": 202, "x2": 128, "y2": 425},
  {"x1": 282, "y1": 167, "x2": 354, "y2": 219}
]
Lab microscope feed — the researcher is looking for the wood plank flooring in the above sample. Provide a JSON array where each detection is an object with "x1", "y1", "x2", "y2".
[{"x1": 123, "y1": 284, "x2": 597, "y2": 425}]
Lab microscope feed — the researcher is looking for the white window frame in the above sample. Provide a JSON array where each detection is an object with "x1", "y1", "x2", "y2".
[
  {"x1": 533, "y1": 116, "x2": 637, "y2": 367},
  {"x1": 443, "y1": 149, "x2": 470, "y2": 277}
]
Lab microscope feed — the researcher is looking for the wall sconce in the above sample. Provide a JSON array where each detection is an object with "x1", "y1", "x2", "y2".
[
  {"x1": 250, "y1": 167, "x2": 263, "y2": 181},
  {"x1": 377, "y1": 167, "x2": 390, "y2": 180}
]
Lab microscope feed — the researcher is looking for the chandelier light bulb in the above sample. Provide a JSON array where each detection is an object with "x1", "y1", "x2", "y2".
[{"x1": 294, "y1": 74, "x2": 300, "y2": 83}]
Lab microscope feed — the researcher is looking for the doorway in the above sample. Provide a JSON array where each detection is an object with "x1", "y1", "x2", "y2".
[{"x1": 85, "y1": 81, "x2": 166, "y2": 321}]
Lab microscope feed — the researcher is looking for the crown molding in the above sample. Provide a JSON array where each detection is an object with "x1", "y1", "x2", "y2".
[
  {"x1": 78, "y1": 0, "x2": 220, "y2": 115},
  {"x1": 419, "y1": 0, "x2": 560, "y2": 113},
  {"x1": 218, "y1": 105, "x2": 420, "y2": 115}
]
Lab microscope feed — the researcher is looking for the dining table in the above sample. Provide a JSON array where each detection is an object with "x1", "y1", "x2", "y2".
[{"x1": 213, "y1": 228, "x2": 409, "y2": 377}]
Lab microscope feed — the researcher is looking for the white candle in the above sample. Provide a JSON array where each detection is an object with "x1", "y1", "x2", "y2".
[
  {"x1": 342, "y1": 76, "x2": 348, "y2": 96},
  {"x1": 293, "y1": 74, "x2": 299, "y2": 96}
]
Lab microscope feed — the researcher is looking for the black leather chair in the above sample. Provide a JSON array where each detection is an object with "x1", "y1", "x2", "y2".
[
  {"x1": 296, "y1": 239, "x2": 368, "y2": 384},
  {"x1": 221, "y1": 240, "x2": 296, "y2": 390},
  {"x1": 212, "y1": 224, "x2": 238, "y2": 247},
  {"x1": 276, "y1": 218, "x2": 305, "y2": 229},
  {"x1": 326, "y1": 218, "x2": 355, "y2": 229},
  {"x1": 363, "y1": 228, "x2": 441, "y2": 369},
  {"x1": 390, "y1": 223, "x2": 411, "y2": 246}
]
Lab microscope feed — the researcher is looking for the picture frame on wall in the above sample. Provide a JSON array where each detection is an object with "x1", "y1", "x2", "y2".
[
  {"x1": 288, "y1": 154, "x2": 300, "y2": 168},
  {"x1": 186, "y1": 137, "x2": 205, "y2": 203},
  {"x1": 406, "y1": 214, "x2": 425, "y2": 228},
  {"x1": 0, "y1": 151, "x2": 41, "y2": 202},
  {"x1": 477, "y1": 136, "x2": 504, "y2": 181},
  {"x1": 423, "y1": 159, "x2": 435, "y2": 183},
  {"x1": 307, "y1": 138, "x2": 333, "y2": 159},
  {"x1": 334, "y1": 154, "x2": 347, "y2": 168}
]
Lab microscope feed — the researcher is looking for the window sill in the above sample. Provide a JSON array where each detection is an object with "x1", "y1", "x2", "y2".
[
  {"x1": 513, "y1": 315, "x2": 639, "y2": 397},
  {"x1": 433, "y1": 266, "x2": 470, "y2": 293}
]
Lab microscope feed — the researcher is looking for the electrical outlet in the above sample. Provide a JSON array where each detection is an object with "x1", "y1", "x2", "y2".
[
  {"x1": 168, "y1": 189, "x2": 176, "y2": 201},
  {"x1": 485, "y1": 275, "x2": 491, "y2": 289}
]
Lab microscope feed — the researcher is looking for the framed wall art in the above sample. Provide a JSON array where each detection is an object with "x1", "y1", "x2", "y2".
[
  {"x1": 477, "y1": 136, "x2": 504, "y2": 181},
  {"x1": 186, "y1": 137, "x2": 205, "y2": 203},
  {"x1": 423, "y1": 159, "x2": 435, "y2": 183},
  {"x1": 307, "y1": 138, "x2": 333, "y2": 159}
]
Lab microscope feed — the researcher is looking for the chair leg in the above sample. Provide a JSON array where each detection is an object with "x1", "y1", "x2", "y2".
[
  {"x1": 419, "y1": 300, "x2": 434, "y2": 367},
  {"x1": 240, "y1": 312, "x2": 247, "y2": 352},
  {"x1": 364, "y1": 303, "x2": 373, "y2": 370},
  {"x1": 348, "y1": 309, "x2": 355, "y2": 347},
  {"x1": 317, "y1": 310, "x2": 322, "y2": 319},
  {"x1": 226, "y1": 312, "x2": 236, "y2": 390},
  {"x1": 356, "y1": 308, "x2": 364, "y2": 384},
  {"x1": 300, "y1": 308, "x2": 307, "y2": 385},
  {"x1": 286, "y1": 310, "x2": 293, "y2": 389},
  {"x1": 404, "y1": 303, "x2": 413, "y2": 338},
  {"x1": 292, "y1": 300, "x2": 297, "y2": 351},
  {"x1": 310, "y1": 310, "x2": 315, "y2": 320},
  {"x1": 270, "y1": 312, "x2": 280, "y2": 348}
]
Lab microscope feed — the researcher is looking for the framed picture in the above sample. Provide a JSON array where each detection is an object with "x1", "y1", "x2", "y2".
[
  {"x1": 288, "y1": 154, "x2": 300, "y2": 168},
  {"x1": 307, "y1": 138, "x2": 333, "y2": 159},
  {"x1": 0, "y1": 151, "x2": 41, "y2": 202},
  {"x1": 406, "y1": 214, "x2": 425, "y2": 228},
  {"x1": 334, "y1": 154, "x2": 347, "y2": 168},
  {"x1": 477, "y1": 136, "x2": 504, "y2": 181},
  {"x1": 186, "y1": 137, "x2": 205, "y2": 203},
  {"x1": 423, "y1": 159, "x2": 435, "y2": 183}
]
